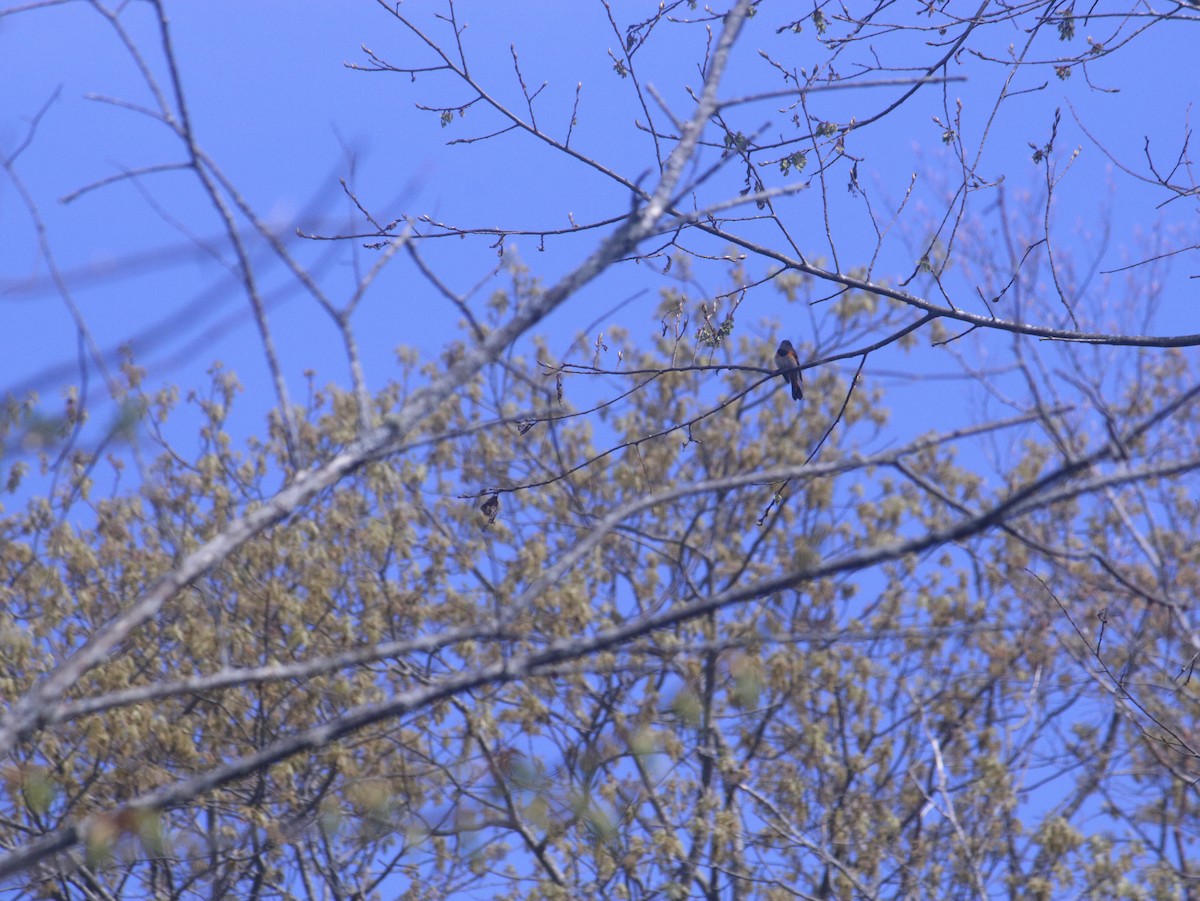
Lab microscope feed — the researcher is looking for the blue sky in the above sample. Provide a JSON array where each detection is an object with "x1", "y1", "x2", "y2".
[{"x1": 5, "y1": 2, "x2": 1195, "y2": 444}]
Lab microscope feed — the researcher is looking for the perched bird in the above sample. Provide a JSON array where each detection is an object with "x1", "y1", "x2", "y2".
[
  {"x1": 479, "y1": 493, "x2": 500, "y2": 527},
  {"x1": 774, "y1": 340, "x2": 803, "y2": 402}
]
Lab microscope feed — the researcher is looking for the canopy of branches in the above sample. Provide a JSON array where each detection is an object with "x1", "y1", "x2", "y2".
[{"x1": 2, "y1": 2, "x2": 1199, "y2": 898}]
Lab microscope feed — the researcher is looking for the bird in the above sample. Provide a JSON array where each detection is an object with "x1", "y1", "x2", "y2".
[{"x1": 774, "y1": 340, "x2": 803, "y2": 402}]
